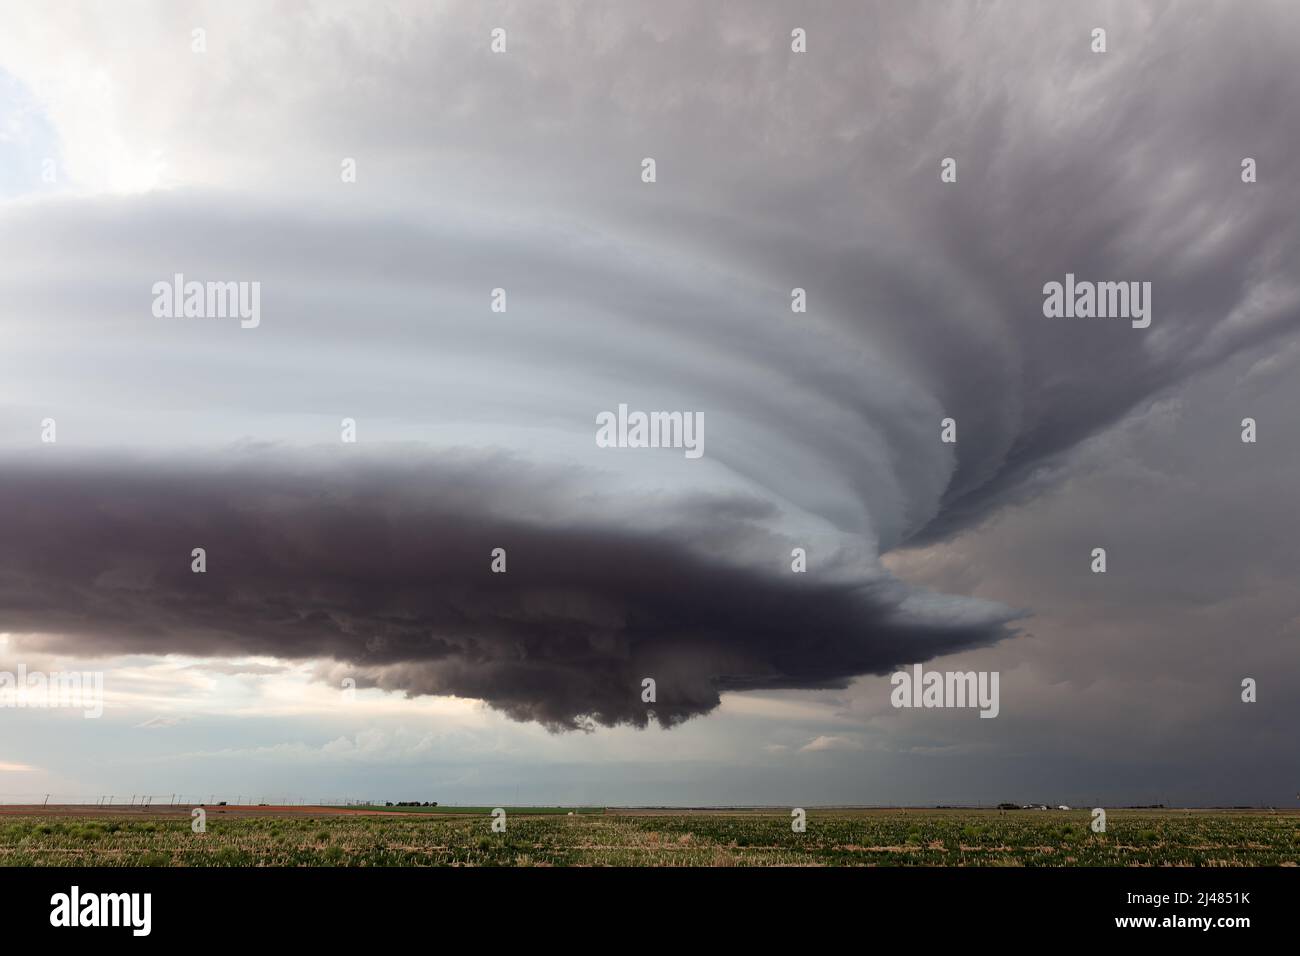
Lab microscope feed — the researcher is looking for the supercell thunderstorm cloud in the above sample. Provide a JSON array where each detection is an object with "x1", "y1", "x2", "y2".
[
  {"x1": 0, "y1": 450, "x2": 1014, "y2": 728},
  {"x1": 1, "y1": 0, "x2": 1298, "y2": 761}
]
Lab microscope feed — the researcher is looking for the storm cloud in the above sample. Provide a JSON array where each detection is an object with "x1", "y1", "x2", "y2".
[
  {"x1": 1, "y1": 1, "x2": 1298, "y2": 734},
  {"x1": 0, "y1": 449, "x2": 1017, "y2": 728}
]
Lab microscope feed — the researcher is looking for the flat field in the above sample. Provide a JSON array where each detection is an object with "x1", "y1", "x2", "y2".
[{"x1": 0, "y1": 806, "x2": 1296, "y2": 867}]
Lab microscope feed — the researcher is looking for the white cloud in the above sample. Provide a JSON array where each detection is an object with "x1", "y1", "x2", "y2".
[{"x1": 799, "y1": 735, "x2": 864, "y2": 753}]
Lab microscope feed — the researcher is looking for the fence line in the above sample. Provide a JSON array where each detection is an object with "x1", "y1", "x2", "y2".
[{"x1": 0, "y1": 793, "x2": 376, "y2": 807}]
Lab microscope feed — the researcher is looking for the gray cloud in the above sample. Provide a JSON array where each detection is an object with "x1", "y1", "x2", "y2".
[
  {"x1": 0, "y1": 449, "x2": 1016, "y2": 729},
  {"x1": 1, "y1": 0, "x2": 1298, "y2": 748}
]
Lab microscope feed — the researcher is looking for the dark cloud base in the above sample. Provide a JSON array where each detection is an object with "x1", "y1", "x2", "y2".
[{"x1": 0, "y1": 450, "x2": 1018, "y2": 729}]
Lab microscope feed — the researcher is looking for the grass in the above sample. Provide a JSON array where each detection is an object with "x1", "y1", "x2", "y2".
[
  {"x1": 0, "y1": 809, "x2": 1296, "y2": 867},
  {"x1": 356, "y1": 805, "x2": 605, "y2": 815}
]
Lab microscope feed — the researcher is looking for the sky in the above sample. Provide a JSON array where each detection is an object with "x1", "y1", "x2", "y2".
[{"x1": 0, "y1": 0, "x2": 1297, "y2": 807}]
